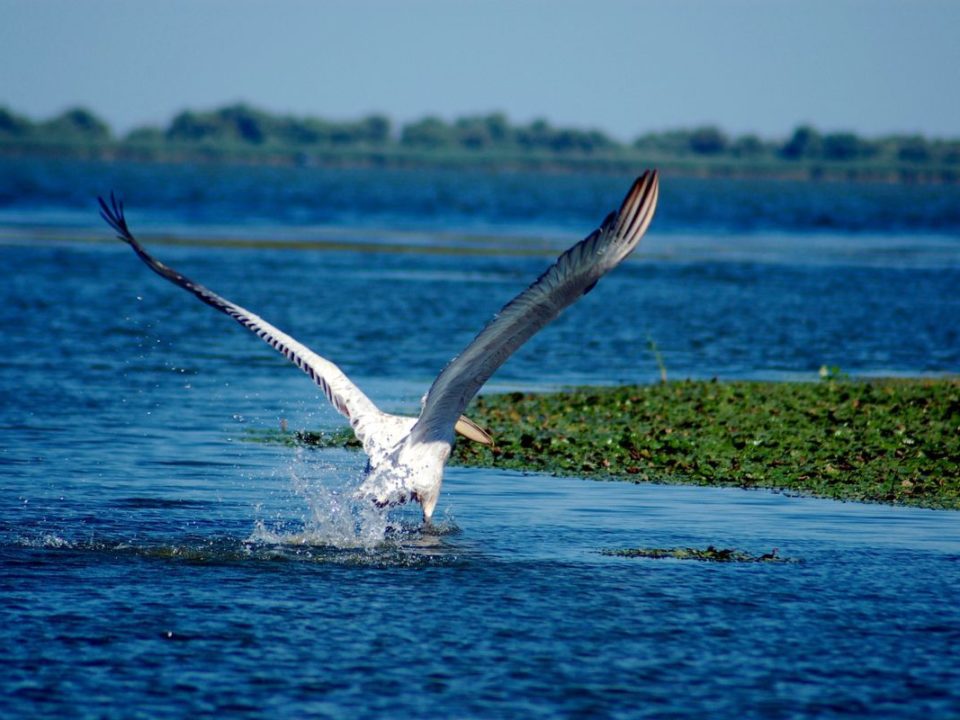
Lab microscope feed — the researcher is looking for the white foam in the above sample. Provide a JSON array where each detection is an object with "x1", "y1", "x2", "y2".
[
  {"x1": 16, "y1": 533, "x2": 72, "y2": 549},
  {"x1": 248, "y1": 448, "x2": 392, "y2": 549}
]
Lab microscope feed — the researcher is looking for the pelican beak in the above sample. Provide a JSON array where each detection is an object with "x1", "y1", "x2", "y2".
[{"x1": 455, "y1": 415, "x2": 494, "y2": 446}]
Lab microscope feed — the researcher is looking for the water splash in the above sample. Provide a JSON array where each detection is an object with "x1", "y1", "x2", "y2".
[
  {"x1": 6, "y1": 449, "x2": 459, "y2": 565},
  {"x1": 248, "y1": 448, "x2": 395, "y2": 549},
  {"x1": 239, "y1": 448, "x2": 471, "y2": 566},
  {"x1": 14, "y1": 533, "x2": 72, "y2": 549}
]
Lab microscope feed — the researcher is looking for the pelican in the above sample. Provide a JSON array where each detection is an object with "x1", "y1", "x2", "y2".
[{"x1": 99, "y1": 169, "x2": 659, "y2": 521}]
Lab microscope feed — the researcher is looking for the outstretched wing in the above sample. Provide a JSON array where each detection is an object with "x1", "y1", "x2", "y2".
[
  {"x1": 410, "y1": 169, "x2": 659, "y2": 446},
  {"x1": 98, "y1": 193, "x2": 383, "y2": 446}
]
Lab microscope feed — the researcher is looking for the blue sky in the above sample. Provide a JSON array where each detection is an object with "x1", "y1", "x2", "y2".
[{"x1": 2, "y1": 0, "x2": 958, "y2": 141}]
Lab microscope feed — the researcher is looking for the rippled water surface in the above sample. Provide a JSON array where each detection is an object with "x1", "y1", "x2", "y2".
[{"x1": 2, "y1": 160, "x2": 959, "y2": 718}]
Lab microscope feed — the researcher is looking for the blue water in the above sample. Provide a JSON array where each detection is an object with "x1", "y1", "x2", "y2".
[{"x1": 2, "y1": 159, "x2": 959, "y2": 718}]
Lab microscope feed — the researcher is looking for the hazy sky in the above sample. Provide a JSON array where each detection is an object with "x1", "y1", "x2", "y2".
[{"x1": 2, "y1": 0, "x2": 958, "y2": 141}]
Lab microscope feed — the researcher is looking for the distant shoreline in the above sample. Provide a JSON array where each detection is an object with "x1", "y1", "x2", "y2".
[
  {"x1": 2, "y1": 141, "x2": 956, "y2": 184},
  {"x1": 2, "y1": 103, "x2": 958, "y2": 184}
]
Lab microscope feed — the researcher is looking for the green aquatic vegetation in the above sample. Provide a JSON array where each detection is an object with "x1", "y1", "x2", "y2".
[
  {"x1": 601, "y1": 546, "x2": 788, "y2": 563},
  {"x1": 452, "y1": 378, "x2": 960, "y2": 509},
  {"x1": 252, "y1": 378, "x2": 960, "y2": 510},
  {"x1": 246, "y1": 427, "x2": 361, "y2": 449}
]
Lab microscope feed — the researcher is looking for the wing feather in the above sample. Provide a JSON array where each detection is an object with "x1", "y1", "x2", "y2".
[
  {"x1": 411, "y1": 170, "x2": 660, "y2": 445},
  {"x1": 98, "y1": 194, "x2": 382, "y2": 445}
]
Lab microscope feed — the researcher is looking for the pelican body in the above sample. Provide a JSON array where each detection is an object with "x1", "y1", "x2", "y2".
[{"x1": 99, "y1": 170, "x2": 659, "y2": 520}]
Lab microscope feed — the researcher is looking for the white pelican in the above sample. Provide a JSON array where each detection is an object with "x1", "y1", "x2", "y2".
[{"x1": 99, "y1": 169, "x2": 659, "y2": 521}]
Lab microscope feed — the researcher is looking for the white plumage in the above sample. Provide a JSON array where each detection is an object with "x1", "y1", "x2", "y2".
[{"x1": 100, "y1": 169, "x2": 659, "y2": 521}]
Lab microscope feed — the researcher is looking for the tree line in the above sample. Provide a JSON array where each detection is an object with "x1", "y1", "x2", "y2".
[
  {"x1": 1, "y1": 103, "x2": 958, "y2": 169},
  {"x1": 632, "y1": 125, "x2": 959, "y2": 166}
]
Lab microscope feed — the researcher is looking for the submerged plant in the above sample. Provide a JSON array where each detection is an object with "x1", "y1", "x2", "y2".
[
  {"x1": 647, "y1": 334, "x2": 668, "y2": 384},
  {"x1": 601, "y1": 546, "x2": 789, "y2": 562}
]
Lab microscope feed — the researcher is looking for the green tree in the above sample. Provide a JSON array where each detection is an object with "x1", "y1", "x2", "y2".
[
  {"x1": 0, "y1": 106, "x2": 32, "y2": 137},
  {"x1": 943, "y1": 143, "x2": 960, "y2": 165},
  {"x1": 124, "y1": 126, "x2": 165, "y2": 144},
  {"x1": 549, "y1": 128, "x2": 613, "y2": 153},
  {"x1": 40, "y1": 107, "x2": 111, "y2": 141},
  {"x1": 454, "y1": 113, "x2": 520, "y2": 150},
  {"x1": 483, "y1": 113, "x2": 511, "y2": 144},
  {"x1": 455, "y1": 117, "x2": 491, "y2": 150},
  {"x1": 633, "y1": 130, "x2": 693, "y2": 155},
  {"x1": 822, "y1": 132, "x2": 869, "y2": 161},
  {"x1": 358, "y1": 114, "x2": 391, "y2": 145},
  {"x1": 328, "y1": 122, "x2": 359, "y2": 145},
  {"x1": 217, "y1": 104, "x2": 271, "y2": 144},
  {"x1": 166, "y1": 104, "x2": 273, "y2": 144},
  {"x1": 166, "y1": 110, "x2": 222, "y2": 142},
  {"x1": 689, "y1": 125, "x2": 728, "y2": 155},
  {"x1": 276, "y1": 117, "x2": 333, "y2": 145},
  {"x1": 896, "y1": 136, "x2": 931, "y2": 163},
  {"x1": 731, "y1": 134, "x2": 766, "y2": 157},
  {"x1": 781, "y1": 125, "x2": 822, "y2": 159},
  {"x1": 401, "y1": 116, "x2": 454, "y2": 148},
  {"x1": 515, "y1": 119, "x2": 555, "y2": 151}
]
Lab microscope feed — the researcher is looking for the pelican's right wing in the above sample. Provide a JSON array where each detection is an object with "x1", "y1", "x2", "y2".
[
  {"x1": 98, "y1": 194, "x2": 383, "y2": 445},
  {"x1": 411, "y1": 170, "x2": 659, "y2": 446}
]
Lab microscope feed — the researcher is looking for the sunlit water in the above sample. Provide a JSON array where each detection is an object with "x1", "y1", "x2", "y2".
[{"x1": 2, "y1": 160, "x2": 959, "y2": 717}]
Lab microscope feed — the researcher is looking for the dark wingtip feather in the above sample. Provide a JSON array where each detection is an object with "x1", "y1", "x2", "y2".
[
  {"x1": 613, "y1": 169, "x2": 659, "y2": 243},
  {"x1": 98, "y1": 191, "x2": 133, "y2": 242}
]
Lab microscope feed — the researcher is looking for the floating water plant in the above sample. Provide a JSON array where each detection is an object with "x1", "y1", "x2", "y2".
[
  {"x1": 601, "y1": 546, "x2": 789, "y2": 563},
  {"x1": 245, "y1": 427, "x2": 361, "y2": 449},
  {"x1": 452, "y1": 378, "x2": 960, "y2": 510}
]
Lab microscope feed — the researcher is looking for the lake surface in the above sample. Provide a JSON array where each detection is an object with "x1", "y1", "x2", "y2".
[{"x1": 2, "y1": 159, "x2": 959, "y2": 718}]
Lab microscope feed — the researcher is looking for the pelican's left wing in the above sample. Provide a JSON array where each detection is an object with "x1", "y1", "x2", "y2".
[
  {"x1": 411, "y1": 170, "x2": 659, "y2": 446},
  {"x1": 98, "y1": 194, "x2": 383, "y2": 446}
]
